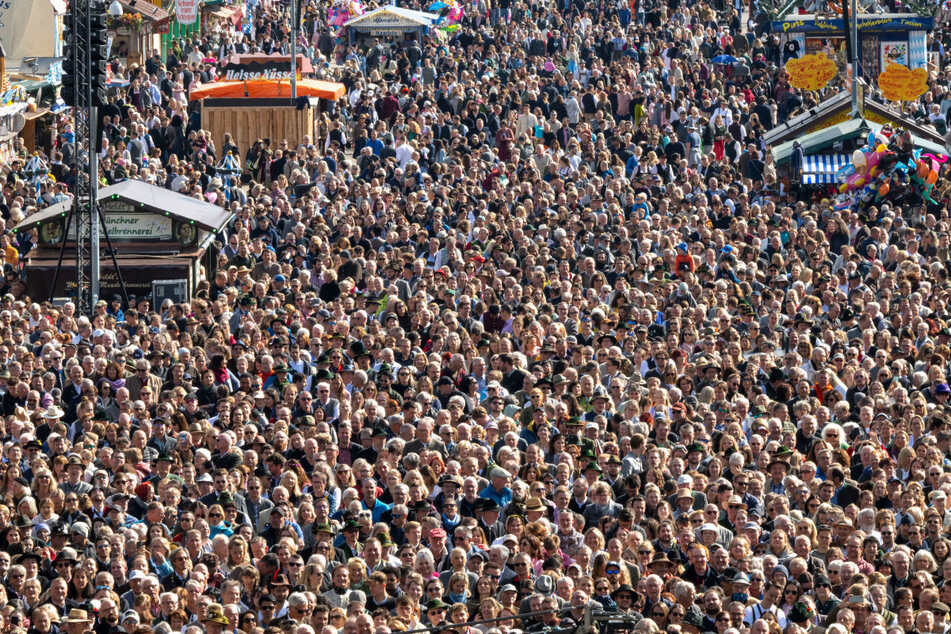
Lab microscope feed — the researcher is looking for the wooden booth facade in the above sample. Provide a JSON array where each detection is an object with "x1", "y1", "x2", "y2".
[
  {"x1": 107, "y1": 0, "x2": 171, "y2": 67},
  {"x1": 14, "y1": 180, "x2": 233, "y2": 303},
  {"x1": 189, "y1": 78, "x2": 346, "y2": 159},
  {"x1": 201, "y1": 98, "x2": 316, "y2": 159}
]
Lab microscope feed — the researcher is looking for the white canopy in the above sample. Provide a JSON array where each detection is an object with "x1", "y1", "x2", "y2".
[{"x1": 344, "y1": 6, "x2": 438, "y2": 32}]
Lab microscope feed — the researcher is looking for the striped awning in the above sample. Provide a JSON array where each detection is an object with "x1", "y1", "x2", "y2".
[{"x1": 802, "y1": 154, "x2": 850, "y2": 184}]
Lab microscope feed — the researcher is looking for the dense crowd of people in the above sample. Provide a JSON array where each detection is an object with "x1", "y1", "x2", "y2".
[{"x1": 1, "y1": 0, "x2": 951, "y2": 633}]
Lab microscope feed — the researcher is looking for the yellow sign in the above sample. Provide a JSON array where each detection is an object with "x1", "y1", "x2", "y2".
[
  {"x1": 877, "y1": 63, "x2": 929, "y2": 102},
  {"x1": 785, "y1": 52, "x2": 838, "y2": 91}
]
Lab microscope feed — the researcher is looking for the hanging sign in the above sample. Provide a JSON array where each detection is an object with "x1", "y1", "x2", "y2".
[
  {"x1": 222, "y1": 60, "x2": 295, "y2": 80},
  {"x1": 177, "y1": 0, "x2": 199, "y2": 24},
  {"x1": 877, "y1": 63, "x2": 929, "y2": 102},
  {"x1": 784, "y1": 52, "x2": 837, "y2": 91}
]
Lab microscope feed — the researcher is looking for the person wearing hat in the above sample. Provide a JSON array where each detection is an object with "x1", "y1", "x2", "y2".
[
  {"x1": 648, "y1": 551, "x2": 676, "y2": 577},
  {"x1": 611, "y1": 583, "x2": 639, "y2": 614},
  {"x1": 338, "y1": 517, "x2": 363, "y2": 559},
  {"x1": 434, "y1": 473, "x2": 464, "y2": 513},
  {"x1": 424, "y1": 598, "x2": 449, "y2": 627},
  {"x1": 356, "y1": 425, "x2": 389, "y2": 465},
  {"x1": 61, "y1": 455, "x2": 92, "y2": 496},
  {"x1": 201, "y1": 603, "x2": 231, "y2": 634},
  {"x1": 524, "y1": 496, "x2": 548, "y2": 522},
  {"x1": 480, "y1": 467, "x2": 513, "y2": 509},
  {"x1": 766, "y1": 450, "x2": 792, "y2": 494},
  {"x1": 476, "y1": 498, "x2": 505, "y2": 542},
  {"x1": 62, "y1": 609, "x2": 93, "y2": 634},
  {"x1": 812, "y1": 574, "x2": 839, "y2": 616},
  {"x1": 121, "y1": 608, "x2": 141, "y2": 629}
]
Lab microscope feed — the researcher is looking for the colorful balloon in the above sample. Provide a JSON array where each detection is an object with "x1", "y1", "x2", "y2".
[
  {"x1": 853, "y1": 150, "x2": 867, "y2": 169},
  {"x1": 928, "y1": 170, "x2": 939, "y2": 185}
]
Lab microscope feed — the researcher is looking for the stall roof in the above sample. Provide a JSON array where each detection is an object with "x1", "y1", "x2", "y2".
[
  {"x1": 764, "y1": 90, "x2": 947, "y2": 149},
  {"x1": 206, "y1": 3, "x2": 243, "y2": 24},
  {"x1": 15, "y1": 180, "x2": 234, "y2": 233},
  {"x1": 344, "y1": 6, "x2": 438, "y2": 29},
  {"x1": 188, "y1": 78, "x2": 346, "y2": 101},
  {"x1": 772, "y1": 118, "x2": 946, "y2": 163},
  {"x1": 763, "y1": 91, "x2": 851, "y2": 148},
  {"x1": 116, "y1": 0, "x2": 170, "y2": 22}
]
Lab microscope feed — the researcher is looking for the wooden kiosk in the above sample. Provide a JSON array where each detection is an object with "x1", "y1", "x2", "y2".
[
  {"x1": 189, "y1": 78, "x2": 346, "y2": 158},
  {"x1": 14, "y1": 180, "x2": 234, "y2": 302}
]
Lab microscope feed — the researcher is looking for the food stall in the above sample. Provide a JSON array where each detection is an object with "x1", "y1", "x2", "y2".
[
  {"x1": 771, "y1": 12, "x2": 932, "y2": 78},
  {"x1": 189, "y1": 78, "x2": 346, "y2": 158},
  {"x1": 343, "y1": 6, "x2": 438, "y2": 45},
  {"x1": 106, "y1": 0, "x2": 171, "y2": 66},
  {"x1": 14, "y1": 180, "x2": 234, "y2": 302}
]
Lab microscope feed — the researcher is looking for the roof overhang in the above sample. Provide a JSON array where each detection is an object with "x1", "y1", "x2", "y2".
[{"x1": 15, "y1": 180, "x2": 234, "y2": 234}]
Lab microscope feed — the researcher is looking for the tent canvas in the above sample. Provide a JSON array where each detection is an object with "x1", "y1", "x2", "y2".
[{"x1": 0, "y1": 0, "x2": 64, "y2": 69}]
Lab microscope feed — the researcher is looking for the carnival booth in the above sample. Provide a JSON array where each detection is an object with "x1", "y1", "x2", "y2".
[
  {"x1": 188, "y1": 78, "x2": 345, "y2": 159},
  {"x1": 13, "y1": 180, "x2": 234, "y2": 302},
  {"x1": 343, "y1": 6, "x2": 438, "y2": 44},
  {"x1": 106, "y1": 0, "x2": 171, "y2": 66},
  {"x1": 767, "y1": 89, "x2": 947, "y2": 187},
  {"x1": 771, "y1": 11, "x2": 932, "y2": 79}
]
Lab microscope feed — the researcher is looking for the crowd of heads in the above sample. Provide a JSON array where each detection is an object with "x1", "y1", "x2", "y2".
[{"x1": 1, "y1": 0, "x2": 951, "y2": 633}]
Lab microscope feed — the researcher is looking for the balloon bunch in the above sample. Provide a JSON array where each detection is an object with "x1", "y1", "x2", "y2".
[
  {"x1": 430, "y1": 0, "x2": 463, "y2": 27},
  {"x1": 834, "y1": 132, "x2": 946, "y2": 210},
  {"x1": 907, "y1": 151, "x2": 943, "y2": 205},
  {"x1": 328, "y1": 0, "x2": 364, "y2": 27},
  {"x1": 835, "y1": 134, "x2": 892, "y2": 194}
]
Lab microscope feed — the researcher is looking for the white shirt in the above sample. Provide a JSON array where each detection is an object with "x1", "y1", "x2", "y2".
[{"x1": 744, "y1": 603, "x2": 787, "y2": 629}]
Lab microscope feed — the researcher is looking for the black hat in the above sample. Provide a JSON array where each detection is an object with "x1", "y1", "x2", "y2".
[
  {"x1": 476, "y1": 498, "x2": 500, "y2": 512},
  {"x1": 612, "y1": 584, "x2": 636, "y2": 600},
  {"x1": 767, "y1": 459, "x2": 791, "y2": 472},
  {"x1": 15, "y1": 551, "x2": 42, "y2": 565}
]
